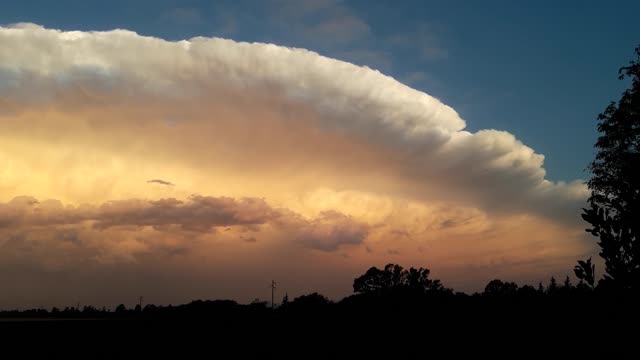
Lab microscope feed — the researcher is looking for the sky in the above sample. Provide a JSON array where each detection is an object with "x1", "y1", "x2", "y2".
[{"x1": 0, "y1": 0, "x2": 638, "y2": 309}]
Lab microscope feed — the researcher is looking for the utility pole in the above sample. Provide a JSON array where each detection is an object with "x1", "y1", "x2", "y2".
[
  {"x1": 138, "y1": 296, "x2": 144, "y2": 311},
  {"x1": 270, "y1": 280, "x2": 276, "y2": 309}
]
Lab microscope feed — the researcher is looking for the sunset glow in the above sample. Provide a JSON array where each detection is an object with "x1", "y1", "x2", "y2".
[{"x1": 0, "y1": 22, "x2": 595, "y2": 308}]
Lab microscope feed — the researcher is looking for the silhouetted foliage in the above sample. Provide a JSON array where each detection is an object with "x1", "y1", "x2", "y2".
[
  {"x1": 249, "y1": 298, "x2": 269, "y2": 310},
  {"x1": 284, "y1": 292, "x2": 332, "y2": 310},
  {"x1": 547, "y1": 276, "x2": 559, "y2": 295},
  {"x1": 582, "y1": 44, "x2": 640, "y2": 291},
  {"x1": 484, "y1": 279, "x2": 518, "y2": 297},
  {"x1": 574, "y1": 257, "x2": 596, "y2": 288},
  {"x1": 517, "y1": 285, "x2": 538, "y2": 298},
  {"x1": 352, "y1": 263, "x2": 447, "y2": 295}
]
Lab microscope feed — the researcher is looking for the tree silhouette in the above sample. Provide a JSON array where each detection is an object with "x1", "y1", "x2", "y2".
[
  {"x1": 517, "y1": 284, "x2": 538, "y2": 298},
  {"x1": 546, "y1": 276, "x2": 558, "y2": 295},
  {"x1": 289, "y1": 293, "x2": 331, "y2": 307},
  {"x1": 353, "y1": 263, "x2": 446, "y2": 294},
  {"x1": 483, "y1": 279, "x2": 518, "y2": 297},
  {"x1": 352, "y1": 264, "x2": 403, "y2": 294},
  {"x1": 582, "y1": 44, "x2": 640, "y2": 291}
]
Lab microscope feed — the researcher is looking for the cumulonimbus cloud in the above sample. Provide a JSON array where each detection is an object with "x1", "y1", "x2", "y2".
[
  {"x1": 0, "y1": 23, "x2": 587, "y2": 225},
  {"x1": 0, "y1": 24, "x2": 596, "y2": 307}
]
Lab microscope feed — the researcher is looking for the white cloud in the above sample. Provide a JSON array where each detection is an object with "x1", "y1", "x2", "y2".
[{"x1": 0, "y1": 24, "x2": 587, "y2": 225}]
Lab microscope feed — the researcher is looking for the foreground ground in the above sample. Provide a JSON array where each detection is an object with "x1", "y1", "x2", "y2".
[{"x1": 1, "y1": 293, "x2": 637, "y2": 359}]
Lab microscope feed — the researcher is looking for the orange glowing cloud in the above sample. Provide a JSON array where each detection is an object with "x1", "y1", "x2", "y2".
[{"x1": 0, "y1": 24, "x2": 592, "y2": 308}]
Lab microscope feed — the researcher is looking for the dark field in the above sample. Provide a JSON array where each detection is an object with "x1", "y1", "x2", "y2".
[{"x1": 2, "y1": 292, "x2": 637, "y2": 359}]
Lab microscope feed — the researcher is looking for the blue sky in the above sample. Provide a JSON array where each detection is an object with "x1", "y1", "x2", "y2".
[{"x1": 2, "y1": 0, "x2": 638, "y2": 181}]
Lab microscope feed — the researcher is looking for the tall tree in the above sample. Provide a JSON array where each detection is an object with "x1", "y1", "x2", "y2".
[{"x1": 582, "y1": 45, "x2": 640, "y2": 291}]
